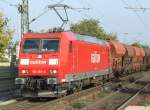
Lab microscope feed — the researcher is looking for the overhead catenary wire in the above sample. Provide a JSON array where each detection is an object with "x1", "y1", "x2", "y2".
[
  {"x1": 69, "y1": 12, "x2": 119, "y2": 39},
  {"x1": 75, "y1": 10, "x2": 116, "y2": 33},
  {"x1": 0, "y1": 0, "x2": 18, "y2": 7},
  {"x1": 135, "y1": 0, "x2": 150, "y2": 20},
  {"x1": 121, "y1": 0, "x2": 150, "y2": 31},
  {"x1": 30, "y1": 0, "x2": 66, "y2": 24},
  {"x1": 29, "y1": 8, "x2": 49, "y2": 24},
  {"x1": 57, "y1": 0, "x2": 66, "y2": 4},
  {"x1": 76, "y1": 0, "x2": 120, "y2": 33},
  {"x1": 49, "y1": 0, "x2": 66, "y2": 4},
  {"x1": 0, "y1": 0, "x2": 118, "y2": 33}
]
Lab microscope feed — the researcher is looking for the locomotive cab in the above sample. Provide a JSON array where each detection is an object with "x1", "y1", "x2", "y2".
[{"x1": 15, "y1": 32, "x2": 71, "y2": 97}]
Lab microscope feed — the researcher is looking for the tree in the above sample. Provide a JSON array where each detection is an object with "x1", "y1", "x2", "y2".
[
  {"x1": 10, "y1": 41, "x2": 19, "y2": 67},
  {"x1": 141, "y1": 45, "x2": 149, "y2": 49},
  {"x1": 11, "y1": 41, "x2": 19, "y2": 56},
  {"x1": 70, "y1": 19, "x2": 117, "y2": 40},
  {"x1": 132, "y1": 42, "x2": 141, "y2": 47},
  {"x1": 132, "y1": 42, "x2": 149, "y2": 49},
  {"x1": 0, "y1": 13, "x2": 13, "y2": 61}
]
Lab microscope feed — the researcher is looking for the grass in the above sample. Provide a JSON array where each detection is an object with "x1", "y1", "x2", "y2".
[{"x1": 71, "y1": 101, "x2": 86, "y2": 109}]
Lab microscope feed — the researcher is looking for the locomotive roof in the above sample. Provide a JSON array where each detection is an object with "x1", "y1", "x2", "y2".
[
  {"x1": 73, "y1": 33, "x2": 109, "y2": 46},
  {"x1": 23, "y1": 32, "x2": 109, "y2": 46}
]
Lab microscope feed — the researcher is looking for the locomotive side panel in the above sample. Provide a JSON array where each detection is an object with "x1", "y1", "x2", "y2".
[
  {"x1": 70, "y1": 41, "x2": 111, "y2": 82},
  {"x1": 76, "y1": 41, "x2": 110, "y2": 72}
]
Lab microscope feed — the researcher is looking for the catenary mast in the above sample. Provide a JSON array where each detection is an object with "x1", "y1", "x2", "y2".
[{"x1": 18, "y1": 0, "x2": 29, "y2": 37}]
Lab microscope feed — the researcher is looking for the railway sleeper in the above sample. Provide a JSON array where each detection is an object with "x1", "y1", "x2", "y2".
[
  {"x1": 119, "y1": 87, "x2": 147, "y2": 94},
  {"x1": 135, "y1": 80, "x2": 150, "y2": 85}
]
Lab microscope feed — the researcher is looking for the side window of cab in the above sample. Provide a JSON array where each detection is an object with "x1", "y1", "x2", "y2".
[{"x1": 69, "y1": 41, "x2": 73, "y2": 53}]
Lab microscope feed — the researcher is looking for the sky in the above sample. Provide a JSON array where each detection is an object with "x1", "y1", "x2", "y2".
[{"x1": 0, "y1": 0, "x2": 150, "y2": 46}]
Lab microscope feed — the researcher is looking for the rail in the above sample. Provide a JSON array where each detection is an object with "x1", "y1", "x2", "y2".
[
  {"x1": 80, "y1": 71, "x2": 150, "y2": 110},
  {"x1": 1, "y1": 71, "x2": 150, "y2": 110},
  {"x1": 116, "y1": 84, "x2": 149, "y2": 110}
]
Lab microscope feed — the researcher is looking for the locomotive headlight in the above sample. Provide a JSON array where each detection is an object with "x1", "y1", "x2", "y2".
[
  {"x1": 49, "y1": 58, "x2": 58, "y2": 65},
  {"x1": 20, "y1": 59, "x2": 29, "y2": 65},
  {"x1": 21, "y1": 69, "x2": 29, "y2": 74},
  {"x1": 53, "y1": 70, "x2": 57, "y2": 74},
  {"x1": 49, "y1": 69, "x2": 58, "y2": 74}
]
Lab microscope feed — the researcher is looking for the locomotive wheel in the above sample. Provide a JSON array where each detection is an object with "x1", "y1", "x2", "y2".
[
  {"x1": 58, "y1": 92, "x2": 67, "y2": 98},
  {"x1": 27, "y1": 97, "x2": 39, "y2": 101},
  {"x1": 73, "y1": 86, "x2": 78, "y2": 93},
  {"x1": 67, "y1": 85, "x2": 78, "y2": 94},
  {"x1": 94, "y1": 83, "x2": 100, "y2": 87},
  {"x1": 77, "y1": 82, "x2": 83, "y2": 91}
]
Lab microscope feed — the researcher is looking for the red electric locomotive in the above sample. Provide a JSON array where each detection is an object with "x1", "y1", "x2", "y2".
[{"x1": 15, "y1": 31, "x2": 112, "y2": 97}]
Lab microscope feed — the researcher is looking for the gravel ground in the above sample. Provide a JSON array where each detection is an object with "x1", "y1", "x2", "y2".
[{"x1": 0, "y1": 71, "x2": 149, "y2": 110}]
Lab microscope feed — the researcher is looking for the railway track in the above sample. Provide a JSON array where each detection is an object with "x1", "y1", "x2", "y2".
[
  {"x1": 82, "y1": 71, "x2": 150, "y2": 110},
  {"x1": 0, "y1": 86, "x2": 100, "y2": 110},
  {"x1": 0, "y1": 100, "x2": 45, "y2": 110},
  {"x1": 0, "y1": 71, "x2": 149, "y2": 110},
  {"x1": 116, "y1": 83, "x2": 150, "y2": 110}
]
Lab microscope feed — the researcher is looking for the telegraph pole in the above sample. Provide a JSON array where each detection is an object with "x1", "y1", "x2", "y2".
[{"x1": 18, "y1": 0, "x2": 29, "y2": 37}]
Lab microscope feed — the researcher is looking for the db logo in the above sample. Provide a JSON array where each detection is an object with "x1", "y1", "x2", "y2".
[{"x1": 91, "y1": 51, "x2": 101, "y2": 63}]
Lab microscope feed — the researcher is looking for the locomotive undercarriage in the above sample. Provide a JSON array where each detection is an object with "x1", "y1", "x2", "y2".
[
  {"x1": 20, "y1": 77, "x2": 67, "y2": 98},
  {"x1": 18, "y1": 75, "x2": 110, "y2": 98}
]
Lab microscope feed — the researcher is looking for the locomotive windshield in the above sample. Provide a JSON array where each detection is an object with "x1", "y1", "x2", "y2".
[
  {"x1": 23, "y1": 38, "x2": 59, "y2": 53},
  {"x1": 42, "y1": 39, "x2": 59, "y2": 52}
]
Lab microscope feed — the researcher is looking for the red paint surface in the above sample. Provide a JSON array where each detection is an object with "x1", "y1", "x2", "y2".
[{"x1": 18, "y1": 32, "x2": 111, "y2": 82}]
